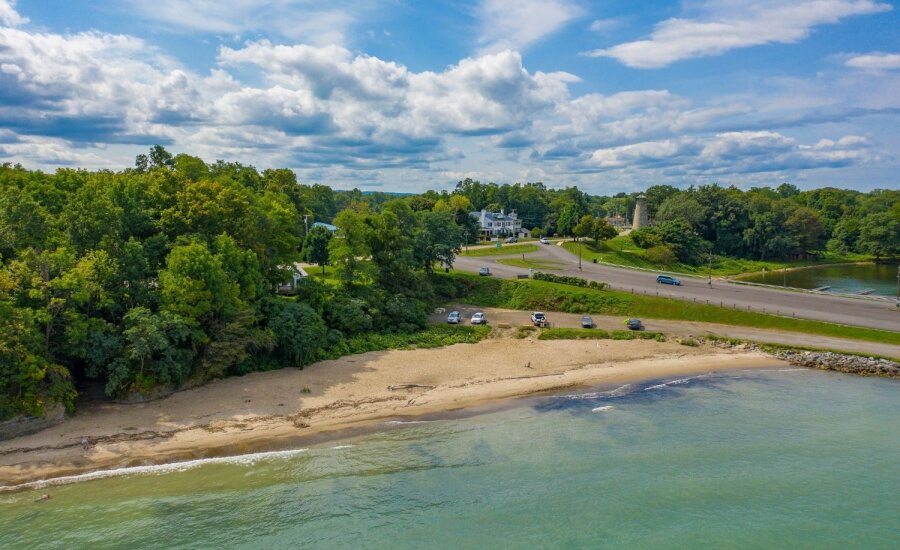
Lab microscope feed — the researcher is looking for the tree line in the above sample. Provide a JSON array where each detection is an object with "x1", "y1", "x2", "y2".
[{"x1": 1, "y1": 148, "x2": 897, "y2": 419}]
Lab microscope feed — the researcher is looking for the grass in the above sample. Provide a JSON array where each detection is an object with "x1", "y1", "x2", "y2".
[
  {"x1": 496, "y1": 258, "x2": 566, "y2": 270},
  {"x1": 538, "y1": 327, "x2": 663, "y2": 341},
  {"x1": 461, "y1": 244, "x2": 539, "y2": 257},
  {"x1": 436, "y1": 272, "x2": 900, "y2": 346},
  {"x1": 307, "y1": 264, "x2": 338, "y2": 282},
  {"x1": 562, "y1": 236, "x2": 875, "y2": 277},
  {"x1": 318, "y1": 325, "x2": 491, "y2": 361}
]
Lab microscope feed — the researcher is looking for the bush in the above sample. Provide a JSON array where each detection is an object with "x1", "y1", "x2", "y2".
[
  {"x1": 630, "y1": 227, "x2": 660, "y2": 249},
  {"x1": 532, "y1": 272, "x2": 609, "y2": 290},
  {"x1": 643, "y1": 245, "x2": 676, "y2": 265},
  {"x1": 680, "y1": 337, "x2": 699, "y2": 347},
  {"x1": 268, "y1": 301, "x2": 328, "y2": 365}
]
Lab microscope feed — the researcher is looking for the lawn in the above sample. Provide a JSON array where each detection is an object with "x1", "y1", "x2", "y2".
[
  {"x1": 461, "y1": 244, "x2": 540, "y2": 257},
  {"x1": 496, "y1": 258, "x2": 566, "y2": 270},
  {"x1": 562, "y1": 236, "x2": 875, "y2": 277},
  {"x1": 435, "y1": 272, "x2": 900, "y2": 346}
]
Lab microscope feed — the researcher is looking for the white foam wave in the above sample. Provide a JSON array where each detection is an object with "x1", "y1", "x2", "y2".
[
  {"x1": 330, "y1": 445, "x2": 355, "y2": 450},
  {"x1": 560, "y1": 384, "x2": 632, "y2": 400},
  {"x1": 0, "y1": 448, "x2": 308, "y2": 492},
  {"x1": 644, "y1": 374, "x2": 708, "y2": 391},
  {"x1": 591, "y1": 406, "x2": 613, "y2": 412},
  {"x1": 383, "y1": 420, "x2": 432, "y2": 425}
]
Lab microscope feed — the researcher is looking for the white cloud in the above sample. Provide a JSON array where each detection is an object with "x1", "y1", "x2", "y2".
[
  {"x1": 589, "y1": 18, "x2": 622, "y2": 33},
  {"x1": 589, "y1": 131, "x2": 872, "y2": 174},
  {"x1": 845, "y1": 51, "x2": 900, "y2": 70},
  {"x1": 585, "y1": 0, "x2": 892, "y2": 68},
  {"x1": 0, "y1": 0, "x2": 27, "y2": 27},
  {"x1": 476, "y1": 0, "x2": 583, "y2": 54},
  {"x1": 125, "y1": 0, "x2": 374, "y2": 45}
]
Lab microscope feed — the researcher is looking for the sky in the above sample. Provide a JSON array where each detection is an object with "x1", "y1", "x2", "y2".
[{"x1": 1, "y1": 0, "x2": 899, "y2": 194}]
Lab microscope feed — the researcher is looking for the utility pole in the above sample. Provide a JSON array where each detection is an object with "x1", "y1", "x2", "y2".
[
  {"x1": 465, "y1": 228, "x2": 469, "y2": 254},
  {"x1": 783, "y1": 266, "x2": 787, "y2": 288},
  {"x1": 578, "y1": 237, "x2": 582, "y2": 270},
  {"x1": 895, "y1": 265, "x2": 899, "y2": 308},
  {"x1": 707, "y1": 252, "x2": 713, "y2": 287}
]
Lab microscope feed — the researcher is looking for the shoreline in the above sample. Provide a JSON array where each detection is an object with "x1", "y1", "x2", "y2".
[{"x1": 0, "y1": 339, "x2": 787, "y2": 490}]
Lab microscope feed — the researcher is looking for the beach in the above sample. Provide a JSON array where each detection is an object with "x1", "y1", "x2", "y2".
[{"x1": 0, "y1": 339, "x2": 787, "y2": 488}]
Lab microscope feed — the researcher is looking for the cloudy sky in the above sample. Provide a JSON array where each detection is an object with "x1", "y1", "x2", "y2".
[{"x1": 1, "y1": 0, "x2": 898, "y2": 193}]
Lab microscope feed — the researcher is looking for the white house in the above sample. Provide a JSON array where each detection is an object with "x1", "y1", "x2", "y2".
[
  {"x1": 470, "y1": 209, "x2": 527, "y2": 239},
  {"x1": 277, "y1": 263, "x2": 309, "y2": 294}
]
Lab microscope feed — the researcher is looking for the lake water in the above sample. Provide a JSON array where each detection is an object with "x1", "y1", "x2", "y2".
[
  {"x1": 740, "y1": 262, "x2": 898, "y2": 297},
  {"x1": 1, "y1": 368, "x2": 898, "y2": 549}
]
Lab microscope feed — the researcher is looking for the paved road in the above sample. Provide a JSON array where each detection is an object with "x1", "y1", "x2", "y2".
[{"x1": 454, "y1": 242, "x2": 900, "y2": 332}]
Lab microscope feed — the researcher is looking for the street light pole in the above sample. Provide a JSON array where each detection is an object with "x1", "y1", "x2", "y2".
[
  {"x1": 707, "y1": 252, "x2": 712, "y2": 287},
  {"x1": 578, "y1": 238, "x2": 582, "y2": 270},
  {"x1": 895, "y1": 265, "x2": 899, "y2": 308}
]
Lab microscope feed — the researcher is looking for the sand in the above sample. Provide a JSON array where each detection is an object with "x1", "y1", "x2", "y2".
[{"x1": 0, "y1": 338, "x2": 787, "y2": 488}]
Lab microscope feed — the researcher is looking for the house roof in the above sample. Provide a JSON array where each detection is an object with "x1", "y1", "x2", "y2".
[
  {"x1": 469, "y1": 211, "x2": 519, "y2": 223},
  {"x1": 311, "y1": 221, "x2": 338, "y2": 231}
]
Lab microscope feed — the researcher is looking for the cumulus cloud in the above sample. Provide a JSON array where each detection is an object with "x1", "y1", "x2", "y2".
[
  {"x1": 585, "y1": 0, "x2": 892, "y2": 68},
  {"x1": 589, "y1": 131, "x2": 872, "y2": 174},
  {"x1": 476, "y1": 0, "x2": 583, "y2": 54},
  {"x1": 0, "y1": 0, "x2": 27, "y2": 27},
  {"x1": 125, "y1": 0, "x2": 373, "y2": 45},
  {"x1": 845, "y1": 51, "x2": 900, "y2": 70}
]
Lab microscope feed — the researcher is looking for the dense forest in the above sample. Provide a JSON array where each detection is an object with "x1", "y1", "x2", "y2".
[{"x1": 1, "y1": 146, "x2": 897, "y2": 420}]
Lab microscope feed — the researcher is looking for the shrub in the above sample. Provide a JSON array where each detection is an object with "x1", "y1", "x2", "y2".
[
  {"x1": 680, "y1": 338, "x2": 699, "y2": 347},
  {"x1": 643, "y1": 245, "x2": 676, "y2": 265},
  {"x1": 531, "y1": 272, "x2": 609, "y2": 290}
]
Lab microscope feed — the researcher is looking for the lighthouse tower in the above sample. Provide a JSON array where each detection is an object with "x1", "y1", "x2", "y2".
[{"x1": 632, "y1": 195, "x2": 649, "y2": 230}]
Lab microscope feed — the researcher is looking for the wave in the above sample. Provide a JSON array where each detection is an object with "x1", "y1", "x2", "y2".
[
  {"x1": 383, "y1": 420, "x2": 432, "y2": 425},
  {"x1": 591, "y1": 406, "x2": 613, "y2": 412},
  {"x1": 644, "y1": 374, "x2": 710, "y2": 391},
  {"x1": 0, "y1": 448, "x2": 309, "y2": 492},
  {"x1": 560, "y1": 384, "x2": 633, "y2": 400},
  {"x1": 330, "y1": 445, "x2": 355, "y2": 450}
]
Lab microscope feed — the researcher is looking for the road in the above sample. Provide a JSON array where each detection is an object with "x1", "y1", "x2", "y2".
[{"x1": 454, "y1": 241, "x2": 900, "y2": 332}]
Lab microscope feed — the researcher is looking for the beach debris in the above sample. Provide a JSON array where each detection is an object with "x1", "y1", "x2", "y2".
[
  {"x1": 388, "y1": 384, "x2": 435, "y2": 391},
  {"x1": 80, "y1": 436, "x2": 92, "y2": 451},
  {"x1": 524, "y1": 361, "x2": 533, "y2": 369},
  {"x1": 36, "y1": 494, "x2": 51, "y2": 502}
]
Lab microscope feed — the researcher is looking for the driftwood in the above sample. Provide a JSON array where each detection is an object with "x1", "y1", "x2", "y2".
[{"x1": 388, "y1": 384, "x2": 435, "y2": 391}]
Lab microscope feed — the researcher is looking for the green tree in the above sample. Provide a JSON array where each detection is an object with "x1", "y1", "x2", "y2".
[
  {"x1": 303, "y1": 226, "x2": 332, "y2": 274},
  {"x1": 858, "y1": 212, "x2": 900, "y2": 258},
  {"x1": 268, "y1": 301, "x2": 327, "y2": 365},
  {"x1": 590, "y1": 218, "x2": 618, "y2": 244},
  {"x1": 329, "y1": 206, "x2": 373, "y2": 289}
]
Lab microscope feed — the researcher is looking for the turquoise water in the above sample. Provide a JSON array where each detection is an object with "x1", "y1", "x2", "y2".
[
  {"x1": 741, "y1": 262, "x2": 898, "y2": 297},
  {"x1": 1, "y1": 369, "x2": 898, "y2": 549}
]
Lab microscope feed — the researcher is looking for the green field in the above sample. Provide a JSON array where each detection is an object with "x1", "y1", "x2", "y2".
[
  {"x1": 562, "y1": 236, "x2": 874, "y2": 277},
  {"x1": 461, "y1": 244, "x2": 540, "y2": 257},
  {"x1": 436, "y1": 272, "x2": 900, "y2": 346}
]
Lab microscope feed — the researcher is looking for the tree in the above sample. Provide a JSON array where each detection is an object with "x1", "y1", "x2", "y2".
[
  {"x1": 572, "y1": 215, "x2": 593, "y2": 241},
  {"x1": 148, "y1": 144, "x2": 175, "y2": 169},
  {"x1": 329, "y1": 205, "x2": 373, "y2": 289},
  {"x1": 858, "y1": 212, "x2": 900, "y2": 258},
  {"x1": 656, "y1": 194, "x2": 704, "y2": 228},
  {"x1": 557, "y1": 204, "x2": 578, "y2": 237},
  {"x1": 590, "y1": 218, "x2": 618, "y2": 244},
  {"x1": 415, "y1": 210, "x2": 463, "y2": 273},
  {"x1": 654, "y1": 220, "x2": 708, "y2": 265},
  {"x1": 303, "y1": 226, "x2": 332, "y2": 274},
  {"x1": 268, "y1": 301, "x2": 327, "y2": 365}
]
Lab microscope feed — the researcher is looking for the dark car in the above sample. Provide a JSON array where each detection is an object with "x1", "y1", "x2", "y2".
[
  {"x1": 581, "y1": 315, "x2": 594, "y2": 329},
  {"x1": 479, "y1": 267, "x2": 492, "y2": 276},
  {"x1": 656, "y1": 275, "x2": 681, "y2": 286},
  {"x1": 626, "y1": 319, "x2": 644, "y2": 331}
]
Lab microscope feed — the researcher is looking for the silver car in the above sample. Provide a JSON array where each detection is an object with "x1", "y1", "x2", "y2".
[
  {"x1": 447, "y1": 311, "x2": 461, "y2": 324},
  {"x1": 471, "y1": 312, "x2": 487, "y2": 325}
]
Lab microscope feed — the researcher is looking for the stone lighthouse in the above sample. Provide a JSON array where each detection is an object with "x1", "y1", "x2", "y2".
[{"x1": 632, "y1": 195, "x2": 649, "y2": 230}]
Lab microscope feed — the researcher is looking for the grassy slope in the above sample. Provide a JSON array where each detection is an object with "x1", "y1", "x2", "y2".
[
  {"x1": 461, "y1": 244, "x2": 540, "y2": 257},
  {"x1": 562, "y1": 236, "x2": 874, "y2": 277},
  {"x1": 437, "y1": 272, "x2": 900, "y2": 346}
]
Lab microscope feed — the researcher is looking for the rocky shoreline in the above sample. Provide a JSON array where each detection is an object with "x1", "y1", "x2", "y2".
[{"x1": 701, "y1": 338, "x2": 899, "y2": 378}]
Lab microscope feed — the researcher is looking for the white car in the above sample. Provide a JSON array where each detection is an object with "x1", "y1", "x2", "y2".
[
  {"x1": 447, "y1": 311, "x2": 461, "y2": 324},
  {"x1": 540, "y1": 237, "x2": 550, "y2": 244},
  {"x1": 471, "y1": 312, "x2": 487, "y2": 325}
]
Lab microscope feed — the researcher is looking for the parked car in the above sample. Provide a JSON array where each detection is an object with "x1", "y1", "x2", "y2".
[
  {"x1": 581, "y1": 315, "x2": 594, "y2": 329},
  {"x1": 479, "y1": 267, "x2": 492, "y2": 276},
  {"x1": 447, "y1": 311, "x2": 461, "y2": 324},
  {"x1": 531, "y1": 311, "x2": 546, "y2": 326},
  {"x1": 471, "y1": 312, "x2": 487, "y2": 325},
  {"x1": 656, "y1": 275, "x2": 681, "y2": 286},
  {"x1": 626, "y1": 318, "x2": 644, "y2": 331},
  {"x1": 539, "y1": 237, "x2": 550, "y2": 245},
  {"x1": 504, "y1": 236, "x2": 518, "y2": 243}
]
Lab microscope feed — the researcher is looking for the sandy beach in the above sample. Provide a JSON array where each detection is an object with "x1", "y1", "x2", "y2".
[{"x1": 0, "y1": 338, "x2": 787, "y2": 488}]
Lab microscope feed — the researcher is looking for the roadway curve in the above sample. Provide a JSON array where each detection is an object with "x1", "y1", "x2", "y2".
[{"x1": 454, "y1": 241, "x2": 900, "y2": 332}]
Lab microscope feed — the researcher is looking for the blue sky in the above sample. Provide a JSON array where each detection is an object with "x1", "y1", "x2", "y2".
[{"x1": 1, "y1": 0, "x2": 898, "y2": 193}]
